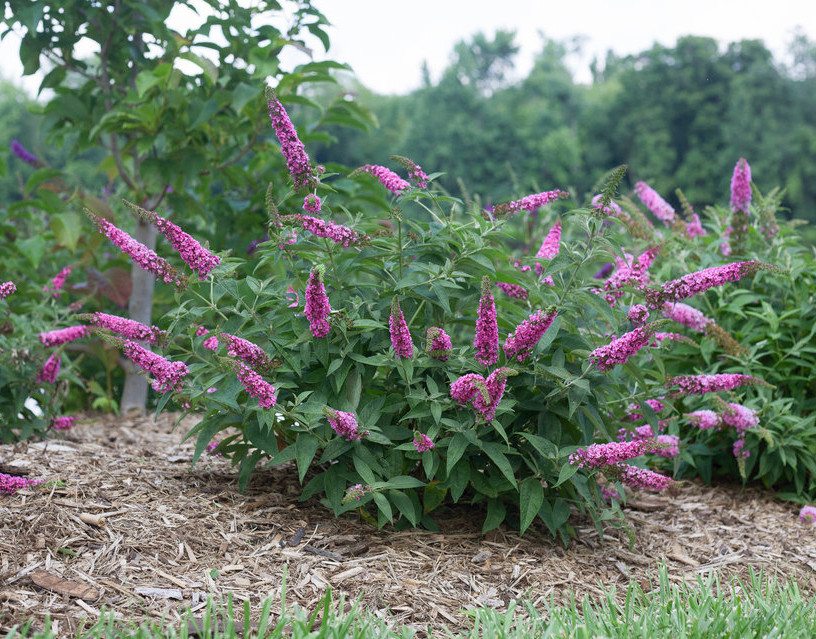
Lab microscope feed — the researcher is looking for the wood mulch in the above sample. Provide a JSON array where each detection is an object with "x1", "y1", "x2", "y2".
[{"x1": 1, "y1": 411, "x2": 815, "y2": 637}]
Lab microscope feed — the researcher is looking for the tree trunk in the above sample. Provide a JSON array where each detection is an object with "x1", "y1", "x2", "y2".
[{"x1": 120, "y1": 219, "x2": 157, "y2": 414}]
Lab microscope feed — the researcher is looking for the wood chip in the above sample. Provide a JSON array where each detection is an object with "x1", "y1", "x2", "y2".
[
  {"x1": 135, "y1": 587, "x2": 183, "y2": 600},
  {"x1": 30, "y1": 570, "x2": 100, "y2": 601},
  {"x1": 79, "y1": 512, "x2": 106, "y2": 527},
  {"x1": 288, "y1": 527, "x2": 306, "y2": 546},
  {"x1": 304, "y1": 545, "x2": 343, "y2": 560}
]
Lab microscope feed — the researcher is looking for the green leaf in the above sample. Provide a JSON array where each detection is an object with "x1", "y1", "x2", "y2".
[
  {"x1": 345, "y1": 367, "x2": 362, "y2": 411},
  {"x1": 554, "y1": 463, "x2": 579, "y2": 487},
  {"x1": 51, "y1": 212, "x2": 83, "y2": 252},
  {"x1": 482, "y1": 498, "x2": 506, "y2": 533},
  {"x1": 231, "y1": 82, "x2": 260, "y2": 113},
  {"x1": 389, "y1": 489, "x2": 419, "y2": 526},
  {"x1": 379, "y1": 475, "x2": 425, "y2": 490},
  {"x1": 295, "y1": 433, "x2": 319, "y2": 483},
  {"x1": 373, "y1": 492, "x2": 393, "y2": 524},
  {"x1": 449, "y1": 460, "x2": 470, "y2": 502},
  {"x1": 521, "y1": 433, "x2": 558, "y2": 460},
  {"x1": 552, "y1": 498, "x2": 571, "y2": 530},
  {"x1": 446, "y1": 433, "x2": 469, "y2": 475},
  {"x1": 25, "y1": 168, "x2": 63, "y2": 193},
  {"x1": 16, "y1": 235, "x2": 47, "y2": 269},
  {"x1": 481, "y1": 442, "x2": 517, "y2": 489},
  {"x1": 352, "y1": 452, "x2": 376, "y2": 485},
  {"x1": 519, "y1": 478, "x2": 544, "y2": 535}
]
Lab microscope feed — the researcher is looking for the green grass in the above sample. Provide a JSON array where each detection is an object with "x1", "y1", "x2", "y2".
[{"x1": 4, "y1": 566, "x2": 815, "y2": 639}]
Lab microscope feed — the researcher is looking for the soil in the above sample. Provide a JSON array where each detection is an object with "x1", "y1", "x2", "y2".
[{"x1": 1, "y1": 411, "x2": 815, "y2": 637}]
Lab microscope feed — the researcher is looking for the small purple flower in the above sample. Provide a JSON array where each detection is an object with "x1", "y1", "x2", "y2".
[
  {"x1": 1, "y1": 281, "x2": 17, "y2": 299},
  {"x1": 627, "y1": 304, "x2": 650, "y2": 326},
  {"x1": 730, "y1": 158, "x2": 752, "y2": 214},
  {"x1": 800, "y1": 505, "x2": 816, "y2": 524},
  {"x1": 305, "y1": 266, "x2": 331, "y2": 338},
  {"x1": 492, "y1": 190, "x2": 567, "y2": 218},
  {"x1": 324, "y1": 407, "x2": 368, "y2": 441},
  {"x1": 425, "y1": 326, "x2": 452, "y2": 360},
  {"x1": 44, "y1": 266, "x2": 72, "y2": 297},
  {"x1": 357, "y1": 164, "x2": 410, "y2": 194},
  {"x1": 0, "y1": 473, "x2": 44, "y2": 495},
  {"x1": 496, "y1": 282, "x2": 529, "y2": 300},
  {"x1": 303, "y1": 193, "x2": 322, "y2": 214},
  {"x1": 52, "y1": 416, "x2": 76, "y2": 431},
  {"x1": 342, "y1": 483, "x2": 372, "y2": 504},
  {"x1": 667, "y1": 373, "x2": 769, "y2": 397},
  {"x1": 389, "y1": 297, "x2": 414, "y2": 358},
  {"x1": 10, "y1": 140, "x2": 40, "y2": 167},
  {"x1": 413, "y1": 432, "x2": 434, "y2": 452},
  {"x1": 235, "y1": 363, "x2": 277, "y2": 408},
  {"x1": 266, "y1": 88, "x2": 314, "y2": 188},
  {"x1": 36, "y1": 353, "x2": 61, "y2": 384},
  {"x1": 569, "y1": 440, "x2": 658, "y2": 469},
  {"x1": 634, "y1": 181, "x2": 676, "y2": 226},
  {"x1": 503, "y1": 309, "x2": 558, "y2": 362},
  {"x1": 589, "y1": 323, "x2": 660, "y2": 372},
  {"x1": 121, "y1": 340, "x2": 189, "y2": 393},
  {"x1": 474, "y1": 277, "x2": 498, "y2": 367},
  {"x1": 39, "y1": 325, "x2": 90, "y2": 347},
  {"x1": 86, "y1": 312, "x2": 166, "y2": 346}
]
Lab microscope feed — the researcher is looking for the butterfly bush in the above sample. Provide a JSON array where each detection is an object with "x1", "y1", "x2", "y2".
[
  {"x1": 627, "y1": 304, "x2": 650, "y2": 326},
  {"x1": 0, "y1": 473, "x2": 44, "y2": 495},
  {"x1": 44, "y1": 266, "x2": 71, "y2": 297},
  {"x1": 496, "y1": 282, "x2": 528, "y2": 300},
  {"x1": 535, "y1": 219, "x2": 561, "y2": 281},
  {"x1": 0, "y1": 281, "x2": 17, "y2": 299},
  {"x1": 85, "y1": 312, "x2": 166, "y2": 346},
  {"x1": 288, "y1": 214, "x2": 364, "y2": 247},
  {"x1": 492, "y1": 189, "x2": 567, "y2": 218},
  {"x1": 667, "y1": 373, "x2": 769, "y2": 397},
  {"x1": 356, "y1": 164, "x2": 410, "y2": 194},
  {"x1": 10, "y1": 139, "x2": 40, "y2": 167},
  {"x1": 121, "y1": 340, "x2": 188, "y2": 393},
  {"x1": 39, "y1": 325, "x2": 89, "y2": 347},
  {"x1": 634, "y1": 181, "x2": 676, "y2": 226},
  {"x1": 504, "y1": 309, "x2": 558, "y2": 362},
  {"x1": 425, "y1": 327, "x2": 452, "y2": 360},
  {"x1": 474, "y1": 277, "x2": 498, "y2": 367},
  {"x1": 662, "y1": 302, "x2": 710, "y2": 333},
  {"x1": 305, "y1": 266, "x2": 331, "y2": 338},
  {"x1": 389, "y1": 297, "x2": 414, "y2": 358},
  {"x1": 36, "y1": 353, "x2": 60, "y2": 384},
  {"x1": 324, "y1": 407, "x2": 367, "y2": 441},
  {"x1": 800, "y1": 506, "x2": 816, "y2": 524},
  {"x1": 602, "y1": 245, "x2": 661, "y2": 306},
  {"x1": 52, "y1": 416, "x2": 76, "y2": 431},
  {"x1": 303, "y1": 194, "x2": 322, "y2": 214},
  {"x1": 590, "y1": 322, "x2": 661, "y2": 372},
  {"x1": 266, "y1": 88, "x2": 314, "y2": 188},
  {"x1": 235, "y1": 363, "x2": 277, "y2": 409},
  {"x1": 413, "y1": 432, "x2": 434, "y2": 452}
]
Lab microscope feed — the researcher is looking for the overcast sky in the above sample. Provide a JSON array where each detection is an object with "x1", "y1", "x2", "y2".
[{"x1": 1, "y1": 0, "x2": 814, "y2": 96}]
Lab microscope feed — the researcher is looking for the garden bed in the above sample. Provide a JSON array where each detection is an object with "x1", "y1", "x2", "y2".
[{"x1": 1, "y1": 412, "x2": 815, "y2": 636}]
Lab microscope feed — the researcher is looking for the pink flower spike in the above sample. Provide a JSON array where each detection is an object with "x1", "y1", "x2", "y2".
[
  {"x1": 686, "y1": 409, "x2": 721, "y2": 430},
  {"x1": 343, "y1": 483, "x2": 372, "y2": 504},
  {"x1": 0, "y1": 472, "x2": 44, "y2": 495},
  {"x1": 800, "y1": 505, "x2": 816, "y2": 524},
  {"x1": 602, "y1": 245, "x2": 662, "y2": 307},
  {"x1": 36, "y1": 353, "x2": 61, "y2": 383},
  {"x1": 222, "y1": 334, "x2": 274, "y2": 372},
  {"x1": 291, "y1": 214, "x2": 363, "y2": 247},
  {"x1": 615, "y1": 464, "x2": 675, "y2": 491},
  {"x1": 730, "y1": 158, "x2": 752, "y2": 214},
  {"x1": 536, "y1": 219, "x2": 562, "y2": 260},
  {"x1": 685, "y1": 214, "x2": 706, "y2": 238},
  {"x1": 121, "y1": 339, "x2": 189, "y2": 393},
  {"x1": 52, "y1": 415, "x2": 76, "y2": 431},
  {"x1": 305, "y1": 266, "x2": 331, "y2": 338},
  {"x1": 44, "y1": 266, "x2": 72, "y2": 297},
  {"x1": 504, "y1": 309, "x2": 558, "y2": 362},
  {"x1": 39, "y1": 325, "x2": 90, "y2": 347},
  {"x1": 413, "y1": 432, "x2": 435, "y2": 452},
  {"x1": 654, "y1": 434, "x2": 680, "y2": 459},
  {"x1": 589, "y1": 323, "x2": 661, "y2": 372},
  {"x1": 662, "y1": 302, "x2": 711, "y2": 333},
  {"x1": 235, "y1": 363, "x2": 277, "y2": 408},
  {"x1": 0, "y1": 281, "x2": 16, "y2": 299},
  {"x1": 667, "y1": 373, "x2": 769, "y2": 397},
  {"x1": 389, "y1": 297, "x2": 414, "y2": 358},
  {"x1": 496, "y1": 282, "x2": 529, "y2": 300},
  {"x1": 303, "y1": 193, "x2": 322, "y2": 214},
  {"x1": 492, "y1": 190, "x2": 567, "y2": 218},
  {"x1": 266, "y1": 88, "x2": 314, "y2": 188},
  {"x1": 357, "y1": 164, "x2": 410, "y2": 194},
  {"x1": 86, "y1": 209, "x2": 184, "y2": 287},
  {"x1": 569, "y1": 440, "x2": 657, "y2": 469},
  {"x1": 86, "y1": 312, "x2": 166, "y2": 346},
  {"x1": 425, "y1": 326, "x2": 452, "y2": 360},
  {"x1": 627, "y1": 304, "x2": 650, "y2": 326},
  {"x1": 324, "y1": 407, "x2": 368, "y2": 441},
  {"x1": 634, "y1": 181, "x2": 676, "y2": 226},
  {"x1": 474, "y1": 277, "x2": 498, "y2": 367}
]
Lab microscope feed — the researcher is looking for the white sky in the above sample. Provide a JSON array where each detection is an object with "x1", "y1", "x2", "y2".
[{"x1": 1, "y1": 0, "x2": 814, "y2": 96}]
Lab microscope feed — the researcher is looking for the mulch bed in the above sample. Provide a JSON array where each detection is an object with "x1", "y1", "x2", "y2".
[{"x1": 2, "y1": 411, "x2": 815, "y2": 637}]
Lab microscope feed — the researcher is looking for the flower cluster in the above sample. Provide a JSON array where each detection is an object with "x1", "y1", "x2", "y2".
[
  {"x1": 223, "y1": 334, "x2": 274, "y2": 372},
  {"x1": 589, "y1": 323, "x2": 660, "y2": 372},
  {"x1": 685, "y1": 214, "x2": 706, "y2": 238},
  {"x1": 569, "y1": 440, "x2": 657, "y2": 469},
  {"x1": 503, "y1": 309, "x2": 558, "y2": 362},
  {"x1": 39, "y1": 325, "x2": 90, "y2": 347},
  {"x1": 357, "y1": 164, "x2": 410, "y2": 194},
  {"x1": 290, "y1": 214, "x2": 362, "y2": 247},
  {"x1": 52, "y1": 416, "x2": 76, "y2": 431},
  {"x1": 612, "y1": 464, "x2": 675, "y2": 490},
  {"x1": 800, "y1": 505, "x2": 816, "y2": 524},
  {"x1": 266, "y1": 88, "x2": 314, "y2": 188},
  {"x1": 36, "y1": 353, "x2": 60, "y2": 384},
  {"x1": 207, "y1": 441, "x2": 222, "y2": 457},
  {"x1": 391, "y1": 155, "x2": 429, "y2": 189},
  {"x1": 450, "y1": 368, "x2": 517, "y2": 422},
  {"x1": 634, "y1": 181, "x2": 676, "y2": 226},
  {"x1": 492, "y1": 190, "x2": 567, "y2": 218},
  {"x1": 389, "y1": 297, "x2": 414, "y2": 358},
  {"x1": 686, "y1": 409, "x2": 720, "y2": 430},
  {"x1": 1, "y1": 281, "x2": 17, "y2": 299},
  {"x1": 686, "y1": 402, "x2": 758, "y2": 459},
  {"x1": 305, "y1": 266, "x2": 331, "y2": 338},
  {"x1": 11, "y1": 139, "x2": 40, "y2": 167},
  {"x1": 413, "y1": 432, "x2": 435, "y2": 453},
  {"x1": 602, "y1": 245, "x2": 661, "y2": 306},
  {"x1": 591, "y1": 194, "x2": 624, "y2": 217},
  {"x1": 303, "y1": 194, "x2": 322, "y2": 214},
  {"x1": 627, "y1": 304, "x2": 650, "y2": 326},
  {"x1": 425, "y1": 326, "x2": 452, "y2": 360},
  {"x1": 86, "y1": 210, "x2": 183, "y2": 287},
  {"x1": 342, "y1": 483, "x2": 372, "y2": 504},
  {"x1": 121, "y1": 340, "x2": 189, "y2": 393},
  {"x1": 667, "y1": 373, "x2": 768, "y2": 397},
  {"x1": 626, "y1": 398, "x2": 665, "y2": 421},
  {"x1": 235, "y1": 363, "x2": 277, "y2": 408},
  {"x1": 662, "y1": 302, "x2": 711, "y2": 333},
  {"x1": 496, "y1": 282, "x2": 528, "y2": 300},
  {"x1": 535, "y1": 220, "x2": 561, "y2": 282},
  {"x1": 643, "y1": 261, "x2": 775, "y2": 309},
  {"x1": 593, "y1": 263, "x2": 614, "y2": 279},
  {"x1": 1, "y1": 473, "x2": 44, "y2": 495},
  {"x1": 136, "y1": 205, "x2": 221, "y2": 280},
  {"x1": 474, "y1": 277, "x2": 498, "y2": 367},
  {"x1": 730, "y1": 158, "x2": 752, "y2": 214},
  {"x1": 654, "y1": 434, "x2": 680, "y2": 459},
  {"x1": 87, "y1": 312, "x2": 166, "y2": 346},
  {"x1": 44, "y1": 266, "x2": 72, "y2": 297},
  {"x1": 324, "y1": 407, "x2": 368, "y2": 441}
]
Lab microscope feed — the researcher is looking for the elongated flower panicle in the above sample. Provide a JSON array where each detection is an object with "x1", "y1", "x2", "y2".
[
  {"x1": 602, "y1": 245, "x2": 662, "y2": 306},
  {"x1": 450, "y1": 373, "x2": 490, "y2": 406},
  {"x1": 644, "y1": 261, "x2": 777, "y2": 309},
  {"x1": 44, "y1": 266, "x2": 72, "y2": 297},
  {"x1": 1, "y1": 473, "x2": 44, "y2": 495},
  {"x1": 667, "y1": 373, "x2": 769, "y2": 397},
  {"x1": 324, "y1": 407, "x2": 368, "y2": 441},
  {"x1": 86, "y1": 312, "x2": 166, "y2": 346},
  {"x1": 356, "y1": 164, "x2": 410, "y2": 194},
  {"x1": 535, "y1": 219, "x2": 561, "y2": 281},
  {"x1": 634, "y1": 181, "x2": 676, "y2": 226},
  {"x1": 413, "y1": 432, "x2": 435, "y2": 452},
  {"x1": 474, "y1": 277, "x2": 498, "y2": 366},
  {"x1": 685, "y1": 213, "x2": 706, "y2": 238},
  {"x1": 800, "y1": 506, "x2": 816, "y2": 524},
  {"x1": 0, "y1": 281, "x2": 17, "y2": 299},
  {"x1": 223, "y1": 334, "x2": 274, "y2": 372},
  {"x1": 391, "y1": 155, "x2": 429, "y2": 189},
  {"x1": 425, "y1": 326, "x2": 452, "y2": 360},
  {"x1": 730, "y1": 158, "x2": 752, "y2": 214},
  {"x1": 654, "y1": 434, "x2": 680, "y2": 459},
  {"x1": 496, "y1": 282, "x2": 529, "y2": 300},
  {"x1": 287, "y1": 214, "x2": 363, "y2": 247},
  {"x1": 614, "y1": 465, "x2": 675, "y2": 491},
  {"x1": 86, "y1": 209, "x2": 183, "y2": 287},
  {"x1": 663, "y1": 302, "x2": 710, "y2": 333},
  {"x1": 36, "y1": 353, "x2": 61, "y2": 383},
  {"x1": 10, "y1": 139, "x2": 40, "y2": 167},
  {"x1": 124, "y1": 200, "x2": 221, "y2": 280},
  {"x1": 626, "y1": 398, "x2": 666, "y2": 421},
  {"x1": 235, "y1": 363, "x2": 277, "y2": 408},
  {"x1": 389, "y1": 297, "x2": 414, "y2": 358},
  {"x1": 305, "y1": 266, "x2": 331, "y2": 338},
  {"x1": 342, "y1": 483, "x2": 372, "y2": 504},
  {"x1": 121, "y1": 340, "x2": 189, "y2": 393},
  {"x1": 450, "y1": 369, "x2": 516, "y2": 422},
  {"x1": 303, "y1": 194, "x2": 322, "y2": 214},
  {"x1": 569, "y1": 440, "x2": 657, "y2": 469},
  {"x1": 589, "y1": 322, "x2": 661, "y2": 372},
  {"x1": 628, "y1": 304, "x2": 650, "y2": 326},
  {"x1": 39, "y1": 325, "x2": 89, "y2": 347},
  {"x1": 652, "y1": 332, "x2": 696, "y2": 346},
  {"x1": 492, "y1": 189, "x2": 567, "y2": 218},
  {"x1": 52, "y1": 416, "x2": 76, "y2": 431},
  {"x1": 504, "y1": 309, "x2": 558, "y2": 362},
  {"x1": 266, "y1": 88, "x2": 313, "y2": 188},
  {"x1": 686, "y1": 409, "x2": 720, "y2": 430}
]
